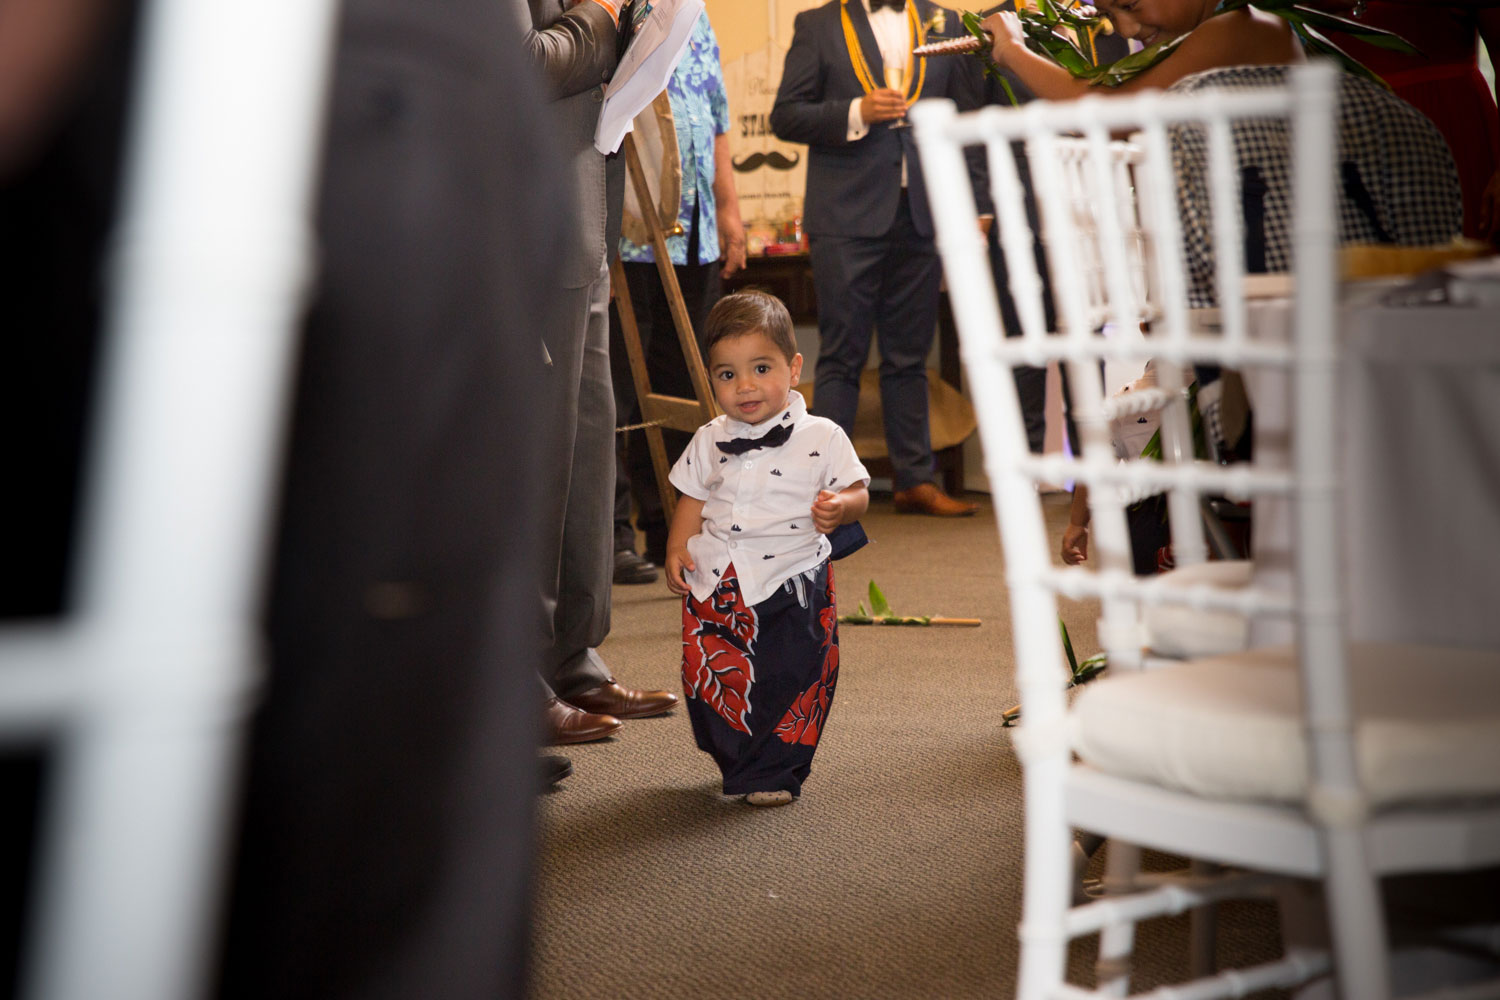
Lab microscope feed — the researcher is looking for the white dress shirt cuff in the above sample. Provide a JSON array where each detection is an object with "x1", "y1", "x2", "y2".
[{"x1": 847, "y1": 98, "x2": 869, "y2": 141}]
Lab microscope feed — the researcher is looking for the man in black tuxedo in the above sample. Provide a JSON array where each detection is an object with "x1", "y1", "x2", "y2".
[{"x1": 771, "y1": 0, "x2": 983, "y2": 517}]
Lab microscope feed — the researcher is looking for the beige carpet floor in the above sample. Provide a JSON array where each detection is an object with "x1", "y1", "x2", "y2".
[{"x1": 529, "y1": 491, "x2": 1285, "y2": 999}]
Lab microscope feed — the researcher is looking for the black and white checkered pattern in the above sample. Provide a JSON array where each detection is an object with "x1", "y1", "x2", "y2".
[{"x1": 1168, "y1": 65, "x2": 1462, "y2": 306}]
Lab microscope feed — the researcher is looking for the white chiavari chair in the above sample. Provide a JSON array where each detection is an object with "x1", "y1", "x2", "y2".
[{"x1": 913, "y1": 61, "x2": 1500, "y2": 1000}]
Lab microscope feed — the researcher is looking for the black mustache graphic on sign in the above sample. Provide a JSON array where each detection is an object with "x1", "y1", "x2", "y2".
[{"x1": 732, "y1": 150, "x2": 801, "y2": 172}]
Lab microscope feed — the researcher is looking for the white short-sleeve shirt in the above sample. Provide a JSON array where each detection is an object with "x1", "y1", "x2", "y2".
[{"x1": 670, "y1": 391, "x2": 869, "y2": 606}]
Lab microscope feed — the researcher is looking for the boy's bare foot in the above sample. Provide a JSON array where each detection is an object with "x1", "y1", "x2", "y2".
[{"x1": 745, "y1": 790, "x2": 795, "y2": 807}]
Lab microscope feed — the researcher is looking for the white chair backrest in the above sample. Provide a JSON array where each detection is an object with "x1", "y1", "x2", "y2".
[
  {"x1": 1050, "y1": 135, "x2": 1157, "y2": 334},
  {"x1": 0, "y1": 4, "x2": 338, "y2": 998},
  {"x1": 911, "y1": 58, "x2": 1342, "y2": 773}
]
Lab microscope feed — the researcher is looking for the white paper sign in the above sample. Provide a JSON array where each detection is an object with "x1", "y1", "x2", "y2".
[
  {"x1": 722, "y1": 40, "x2": 807, "y2": 232},
  {"x1": 595, "y1": 0, "x2": 705, "y2": 155}
]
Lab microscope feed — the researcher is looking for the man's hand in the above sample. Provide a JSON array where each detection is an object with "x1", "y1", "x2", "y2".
[
  {"x1": 711, "y1": 132, "x2": 746, "y2": 275},
  {"x1": 665, "y1": 545, "x2": 695, "y2": 596},
  {"x1": 811, "y1": 489, "x2": 845, "y2": 534},
  {"x1": 719, "y1": 210, "x2": 747, "y2": 278},
  {"x1": 860, "y1": 88, "x2": 909, "y2": 125}
]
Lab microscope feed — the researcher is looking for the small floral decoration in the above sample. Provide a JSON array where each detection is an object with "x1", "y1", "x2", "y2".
[
  {"x1": 838, "y1": 579, "x2": 981, "y2": 627},
  {"x1": 1000, "y1": 618, "x2": 1107, "y2": 728},
  {"x1": 925, "y1": 8, "x2": 947, "y2": 34}
]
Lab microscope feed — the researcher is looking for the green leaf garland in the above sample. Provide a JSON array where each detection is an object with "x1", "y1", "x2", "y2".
[{"x1": 961, "y1": 0, "x2": 1415, "y2": 101}]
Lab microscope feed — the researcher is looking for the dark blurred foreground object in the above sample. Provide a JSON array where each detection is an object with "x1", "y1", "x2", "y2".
[
  {"x1": 1, "y1": 1, "x2": 140, "y2": 996},
  {"x1": 0, "y1": 0, "x2": 136, "y2": 621},
  {"x1": 215, "y1": 2, "x2": 561, "y2": 998},
  {"x1": 542, "y1": 755, "x2": 574, "y2": 787}
]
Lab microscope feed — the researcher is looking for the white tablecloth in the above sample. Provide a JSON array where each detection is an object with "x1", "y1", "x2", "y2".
[{"x1": 1245, "y1": 295, "x2": 1500, "y2": 650}]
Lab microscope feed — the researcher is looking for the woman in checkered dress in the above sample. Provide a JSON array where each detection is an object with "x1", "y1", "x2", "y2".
[
  {"x1": 1169, "y1": 64, "x2": 1462, "y2": 305},
  {"x1": 976, "y1": 0, "x2": 1463, "y2": 299}
]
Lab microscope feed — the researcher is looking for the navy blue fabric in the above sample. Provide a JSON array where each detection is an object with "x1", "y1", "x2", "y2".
[
  {"x1": 681, "y1": 561, "x2": 839, "y2": 796},
  {"x1": 827, "y1": 521, "x2": 868, "y2": 560}
]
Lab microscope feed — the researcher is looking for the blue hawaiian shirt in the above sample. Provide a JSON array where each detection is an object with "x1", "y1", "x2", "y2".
[{"x1": 619, "y1": 12, "x2": 730, "y2": 266}]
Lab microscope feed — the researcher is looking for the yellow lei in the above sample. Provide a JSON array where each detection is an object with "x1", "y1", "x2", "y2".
[{"x1": 840, "y1": 0, "x2": 929, "y2": 104}]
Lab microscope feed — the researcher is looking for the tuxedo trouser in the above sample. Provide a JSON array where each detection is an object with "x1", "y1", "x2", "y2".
[
  {"x1": 807, "y1": 191, "x2": 940, "y2": 492},
  {"x1": 986, "y1": 176, "x2": 1054, "y2": 455},
  {"x1": 540, "y1": 266, "x2": 615, "y2": 698}
]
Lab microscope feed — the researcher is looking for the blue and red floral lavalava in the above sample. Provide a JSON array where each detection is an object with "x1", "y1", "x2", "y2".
[
  {"x1": 774, "y1": 568, "x2": 839, "y2": 746},
  {"x1": 682, "y1": 566, "x2": 759, "y2": 734}
]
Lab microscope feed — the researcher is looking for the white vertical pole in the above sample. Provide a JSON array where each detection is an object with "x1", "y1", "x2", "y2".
[
  {"x1": 1289, "y1": 60, "x2": 1391, "y2": 1000},
  {"x1": 22, "y1": 2, "x2": 341, "y2": 999},
  {"x1": 914, "y1": 97, "x2": 1073, "y2": 1000}
]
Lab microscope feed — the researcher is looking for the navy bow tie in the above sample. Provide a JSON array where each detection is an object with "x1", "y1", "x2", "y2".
[
  {"x1": 870, "y1": 0, "x2": 905, "y2": 11},
  {"x1": 717, "y1": 421, "x2": 794, "y2": 456}
]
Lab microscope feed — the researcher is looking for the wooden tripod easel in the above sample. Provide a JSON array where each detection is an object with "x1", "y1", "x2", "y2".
[{"x1": 611, "y1": 130, "x2": 719, "y2": 522}]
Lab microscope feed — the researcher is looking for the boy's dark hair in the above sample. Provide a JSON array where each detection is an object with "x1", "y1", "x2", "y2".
[{"x1": 703, "y1": 290, "x2": 797, "y2": 363}]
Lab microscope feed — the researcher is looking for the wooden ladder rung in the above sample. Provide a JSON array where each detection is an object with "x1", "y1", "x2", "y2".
[
  {"x1": 639, "y1": 393, "x2": 714, "y2": 435},
  {"x1": 610, "y1": 130, "x2": 720, "y2": 523}
]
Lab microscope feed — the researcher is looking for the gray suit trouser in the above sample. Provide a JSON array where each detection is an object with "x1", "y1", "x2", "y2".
[{"x1": 539, "y1": 264, "x2": 615, "y2": 699}]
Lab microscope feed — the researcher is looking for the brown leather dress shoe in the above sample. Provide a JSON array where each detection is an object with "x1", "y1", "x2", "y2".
[
  {"x1": 544, "y1": 697, "x2": 622, "y2": 745},
  {"x1": 892, "y1": 481, "x2": 978, "y2": 517},
  {"x1": 563, "y1": 681, "x2": 679, "y2": 719}
]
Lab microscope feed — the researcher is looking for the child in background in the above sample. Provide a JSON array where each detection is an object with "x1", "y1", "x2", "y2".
[{"x1": 665, "y1": 291, "x2": 869, "y2": 807}]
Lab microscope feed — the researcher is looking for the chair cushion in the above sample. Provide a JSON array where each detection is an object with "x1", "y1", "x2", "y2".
[
  {"x1": 1144, "y1": 560, "x2": 1254, "y2": 659},
  {"x1": 1070, "y1": 642, "x2": 1500, "y2": 806}
]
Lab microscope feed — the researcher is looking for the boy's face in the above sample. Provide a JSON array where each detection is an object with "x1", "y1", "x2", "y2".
[{"x1": 708, "y1": 330, "x2": 803, "y2": 426}]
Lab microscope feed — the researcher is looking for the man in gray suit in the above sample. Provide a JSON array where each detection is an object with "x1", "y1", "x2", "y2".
[
  {"x1": 521, "y1": 0, "x2": 681, "y2": 745},
  {"x1": 219, "y1": 2, "x2": 565, "y2": 997}
]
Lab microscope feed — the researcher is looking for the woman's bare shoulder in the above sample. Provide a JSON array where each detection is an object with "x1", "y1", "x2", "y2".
[
  {"x1": 1183, "y1": 6, "x2": 1302, "y2": 66},
  {"x1": 1095, "y1": 4, "x2": 1301, "y2": 94},
  {"x1": 1121, "y1": 8, "x2": 1295, "y2": 91}
]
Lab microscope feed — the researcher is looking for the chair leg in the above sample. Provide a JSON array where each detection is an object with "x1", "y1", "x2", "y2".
[
  {"x1": 1189, "y1": 858, "x2": 1220, "y2": 979},
  {"x1": 1096, "y1": 841, "x2": 1143, "y2": 995},
  {"x1": 1323, "y1": 827, "x2": 1392, "y2": 1000},
  {"x1": 1017, "y1": 762, "x2": 1074, "y2": 1000},
  {"x1": 1072, "y1": 832, "x2": 1105, "y2": 904}
]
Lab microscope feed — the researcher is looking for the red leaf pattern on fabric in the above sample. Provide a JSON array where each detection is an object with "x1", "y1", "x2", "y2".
[
  {"x1": 775, "y1": 566, "x2": 840, "y2": 746},
  {"x1": 682, "y1": 566, "x2": 758, "y2": 734}
]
